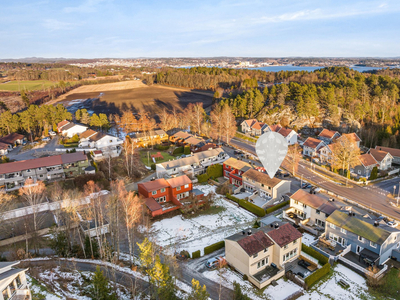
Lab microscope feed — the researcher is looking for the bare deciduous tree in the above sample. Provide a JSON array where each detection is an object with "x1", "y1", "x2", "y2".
[{"x1": 19, "y1": 179, "x2": 46, "y2": 232}]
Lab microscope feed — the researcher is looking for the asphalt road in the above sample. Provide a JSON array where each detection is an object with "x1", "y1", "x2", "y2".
[
  {"x1": 7, "y1": 136, "x2": 61, "y2": 161},
  {"x1": 230, "y1": 138, "x2": 400, "y2": 221}
]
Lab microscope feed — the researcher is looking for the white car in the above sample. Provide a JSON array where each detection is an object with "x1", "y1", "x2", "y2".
[
  {"x1": 49, "y1": 131, "x2": 57, "y2": 136},
  {"x1": 42, "y1": 137, "x2": 50, "y2": 142}
]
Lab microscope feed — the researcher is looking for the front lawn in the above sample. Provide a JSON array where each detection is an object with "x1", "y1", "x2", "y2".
[
  {"x1": 369, "y1": 268, "x2": 400, "y2": 299},
  {"x1": 139, "y1": 150, "x2": 176, "y2": 166}
]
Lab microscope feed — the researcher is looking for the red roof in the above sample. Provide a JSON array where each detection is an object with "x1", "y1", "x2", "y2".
[
  {"x1": 145, "y1": 198, "x2": 162, "y2": 212},
  {"x1": 166, "y1": 175, "x2": 192, "y2": 188},
  {"x1": 269, "y1": 124, "x2": 282, "y2": 132},
  {"x1": 57, "y1": 120, "x2": 70, "y2": 128},
  {"x1": 0, "y1": 142, "x2": 9, "y2": 150},
  {"x1": 267, "y1": 223, "x2": 302, "y2": 247},
  {"x1": 303, "y1": 137, "x2": 324, "y2": 149},
  {"x1": 340, "y1": 133, "x2": 361, "y2": 143},
  {"x1": 358, "y1": 153, "x2": 378, "y2": 167},
  {"x1": 138, "y1": 178, "x2": 170, "y2": 192},
  {"x1": 369, "y1": 149, "x2": 392, "y2": 163},
  {"x1": 375, "y1": 146, "x2": 400, "y2": 158},
  {"x1": 244, "y1": 119, "x2": 257, "y2": 127},
  {"x1": 237, "y1": 231, "x2": 274, "y2": 256},
  {"x1": 278, "y1": 127, "x2": 293, "y2": 138},
  {"x1": 93, "y1": 150, "x2": 102, "y2": 155},
  {"x1": 0, "y1": 133, "x2": 25, "y2": 145},
  {"x1": 251, "y1": 122, "x2": 265, "y2": 130},
  {"x1": 318, "y1": 129, "x2": 339, "y2": 139}
]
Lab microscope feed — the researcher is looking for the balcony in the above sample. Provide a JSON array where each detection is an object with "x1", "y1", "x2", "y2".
[{"x1": 249, "y1": 265, "x2": 285, "y2": 289}]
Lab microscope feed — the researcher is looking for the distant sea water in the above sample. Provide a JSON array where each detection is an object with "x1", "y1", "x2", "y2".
[{"x1": 248, "y1": 65, "x2": 397, "y2": 72}]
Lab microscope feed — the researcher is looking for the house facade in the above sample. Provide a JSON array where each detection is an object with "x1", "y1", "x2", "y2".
[
  {"x1": 277, "y1": 128, "x2": 298, "y2": 145},
  {"x1": 130, "y1": 130, "x2": 168, "y2": 147},
  {"x1": 156, "y1": 148, "x2": 228, "y2": 178},
  {"x1": 0, "y1": 133, "x2": 26, "y2": 147},
  {"x1": 375, "y1": 146, "x2": 400, "y2": 165},
  {"x1": 240, "y1": 119, "x2": 258, "y2": 133},
  {"x1": 302, "y1": 137, "x2": 326, "y2": 157},
  {"x1": 283, "y1": 189, "x2": 338, "y2": 228},
  {"x1": 223, "y1": 157, "x2": 252, "y2": 186},
  {"x1": 0, "y1": 142, "x2": 10, "y2": 155},
  {"x1": 225, "y1": 223, "x2": 302, "y2": 289},
  {"x1": 353, "y1": 154, "x2": 378, "y2": 177},
  {"x1": 0, "y1": 152, "x2": 89, "y2": 191},
  {"x1": 369, "y1": 148, "x2": 393, "y2": 171},
  {"x1": 318, "y1": 129, "x2": 340, "y2": 144},
  {"x1": 242, "y1": 169, "x2": 290, "y2": 201},
  {"x1": 0, "y1": 262, "x2": 31, "y2": 300},
  {"x1": 60, "y1": 123, "x2": 88, "y2": 138},
  {"x1": 325, "y1": 210, "x2": 400, "y2": 266},
  {"x1": 319, "y1": 144, "x2": 334, "y2": 164}
]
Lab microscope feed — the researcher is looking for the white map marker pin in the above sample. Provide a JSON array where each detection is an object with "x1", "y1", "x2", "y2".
[{"x1": 256, "y1": 131, "x2": 288, "y2": 179}]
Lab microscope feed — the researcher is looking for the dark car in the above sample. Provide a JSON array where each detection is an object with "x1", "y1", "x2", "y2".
[
  {"x1": 301, "y1": 183, "x2": 312, "y2": 189},
  {"x1": 298, "y1": 260, "x2": 311, "y2": 269},
  {"x1": 234, "y1": 149, "x2": 243, "y2": 155}
]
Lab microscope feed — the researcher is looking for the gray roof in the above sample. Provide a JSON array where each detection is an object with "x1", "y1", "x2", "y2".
[
  {"x1": 160, "y1": 148, "x2": 225, "y2": 170},
  {"x1": 194, "y1": 148, "x2": 224, "y2": 160},
  {"x1": 260, "y1": 215, "x2": 282, "y2": 226},
  {"x1": 0, "y1": 262, "x2": 19, "y2": 271},
  {"x1": 0, "y1": 268, "x2": 24, "y2": 282}
]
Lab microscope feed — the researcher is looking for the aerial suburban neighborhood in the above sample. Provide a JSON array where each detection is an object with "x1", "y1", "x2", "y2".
[{"x1": 1, "y1": 1, "x2": 400, "y2": 299}]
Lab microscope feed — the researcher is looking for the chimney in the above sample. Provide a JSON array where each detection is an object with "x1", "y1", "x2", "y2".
[
  {"x1": 274, "y1": 223, "x2": 279, "y2": 229},
  {"x1": 374, "y1": 221, "x2": 379, "y2": 227},
  {"x1": 242, "y1": 230, "x2": 246, "y2": 235},
  {"x1": 247, "y1": 229, "x2": 252, "y2": 236},
  {"x1": 270, "y1": 224, "x2": 274, "y2": 228}
]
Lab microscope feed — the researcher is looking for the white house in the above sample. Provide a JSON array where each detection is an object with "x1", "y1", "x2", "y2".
[
  {"x1": 0, "y1": 261, "x2": 31, "y2": 300},
  {"x1": 369, "y1": 148, "x2": 393, "y2": 171},
  {"x1": 241, "y1": 119, "x2": 258, "y2": 133},
  {"x1": 61, "y1": 123, "x2": 88, "y2": 138},
  {"x1": 319, "y1": 144, "x2": 334, "y2": 163},
  {"x1": 0, "y1": 142, "x2": 10, "y2": 155},
  {"x1": 277, "y1": 127, "x2": 298, "y2": 145},
  {"x1": 303, "y1": 137, "x2": 326, "y2": 157},
  {"x1": 86, "y1": 132, "x2": 124, "y2": 151},
  {"x1": 78, "y1": 129, "x2": 98, "y2": 147}
]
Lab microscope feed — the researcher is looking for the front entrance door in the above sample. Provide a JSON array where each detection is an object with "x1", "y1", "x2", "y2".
[{"x1": 356, "y1": 245, "x2": 362, "y2": 254}]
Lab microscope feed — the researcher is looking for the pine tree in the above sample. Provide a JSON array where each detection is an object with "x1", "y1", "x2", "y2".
[
  {"x1": 233, "y1": 281, "x2": 251, "y2": 300},
  {"x1": 137, "y1": 238, "x2": 154, "y2": 270},
  {"x1": 90, "y1": 114, "x2": 102, "y2": 128},
  {"x1": 90, "y1": 265, "x2": 117, "y2": 300}
]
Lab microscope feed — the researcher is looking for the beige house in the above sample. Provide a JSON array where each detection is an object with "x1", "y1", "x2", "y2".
[
  {"x1": 283, "y1": 189, "x2": 338, "y2": 228},
  {"x1": 369, "y1": 148, "x2": 393, "y2": 171},
  {"x1": 225, "y1": 223, "x2": 302, "y2": 289}
]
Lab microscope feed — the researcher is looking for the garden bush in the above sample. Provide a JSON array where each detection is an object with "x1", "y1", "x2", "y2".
[
  {"x1": 184, "y1": 145, "x2": 191, "y2": 155},
  {"x1": 239, "y1": 199, "x2": 266, "y2": 217},
  {"x1": 305, "y1": 263, "x2": 330, "y2": 288},
  {"x1": 265, "y1": 200, "x2": 289, "y2": 214},
  {"x1": 151, "y1": 163, "x2": 156, "y2": 170},
  {"x1": 301, "y1": 244, "x2": 329, "y2": 265},
  {"x1": 206, "y1": 164, "x2": 223, "y2": 178},
  {"x1": 173, "y1": 146, "x2": 184, "y2": 155},
  {"x1": 155, "y1": 144, "x2": 170, "y2": 151},
  {"x1": 197, "y1": 174, "x2": 210, "y2": 183},
  {"x1": 369, "y1": 166, "x2": 378, "y2": 180},
  {"x1": 226, "y1": 193, "x2": 240, "y2": 203},
  {"x1": 204, "y1": 241, "x2": 225, "y2": 255},
  {"x1": 192, "y1": 250, "x2": 201, "y2": 259}
]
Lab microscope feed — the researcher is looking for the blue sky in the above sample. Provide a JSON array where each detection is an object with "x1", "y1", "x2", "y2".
[{"x1": 1, "y1": 0, "x2": 399, "y2": 58}]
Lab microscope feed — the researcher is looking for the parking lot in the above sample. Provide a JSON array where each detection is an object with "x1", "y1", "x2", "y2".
[{"x1": 6, "y1": 136, "x2": 62, "y2": 161}]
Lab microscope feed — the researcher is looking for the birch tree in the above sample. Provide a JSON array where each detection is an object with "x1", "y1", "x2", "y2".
[
  {"x1": 331, "y1": 136, "x2": 360, "y2": 177},
  {"x1": 221, "y1": 103, "x2": 236, "y2": 144}
]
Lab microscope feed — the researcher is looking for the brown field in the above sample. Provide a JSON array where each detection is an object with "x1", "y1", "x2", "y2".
[{"x1": 58, "y1": 84, "x2": 214, "y2": 117}]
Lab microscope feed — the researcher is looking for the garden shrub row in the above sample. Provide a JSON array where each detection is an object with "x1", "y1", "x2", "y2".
[
  {"x1": 204, "y1": 241, "x2": 225, "y2": 256},
  {"x1": 192, "y1": 250, "x2": 200, "y2": 259},
  {"x1": 184, "y1": 146, "x2": 191, "y2": 155},
  {"x1": 206, "y1": 164, "x2": 223, "y2": 178},
  {"x1": 304, "y1": 263, "x2": 330, "y2": 288},
  {"x1": 226, "y1": 194, "x2": 266, "y2": 217},
  {"x1": 301, "y1": 244, "x2": 329, "y2": 265},
  {"x1": 197, "y1": 174, "x2": 210, "y2": 183},
  {"x1": 155, "y1": 144, "x2": 170, "y2": 150},
  {"x1": 173, "y1": 146, "x2": 184, "y2": 155},
  {"x1": 265, "y1": 200, "x2": 289, "y2": 214}
]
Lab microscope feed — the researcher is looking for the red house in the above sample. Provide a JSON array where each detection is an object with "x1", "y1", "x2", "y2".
[
  {"x1": 138, "y1": 175, "x2": 203, "y2": 217},
  {"x1": 223, "y1": 157, "x2": 252, "y2": 187}
]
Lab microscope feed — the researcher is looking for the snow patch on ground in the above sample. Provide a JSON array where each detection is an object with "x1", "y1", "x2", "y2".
[
  {"x1": 302, "y1": 233, "x2": 317, "y2": 246},
  {"x1": 144, "y1": 185, "x2": 256, "y2": 255}
]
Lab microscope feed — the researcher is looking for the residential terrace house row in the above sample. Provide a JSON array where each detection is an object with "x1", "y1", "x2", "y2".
[
  {"x1": 241, "y1": 168, "x2": 290, "y2": 201},
  {"x1": 0, "y1": 152, "x2": 89, "y2": 191},
  {"x1": 223, "y1": 157, "x2": 252, "y2": 187},
  {"x1": 138, "y1": 175, "x2": 204, "y2": 217},
  {"x1": 156, "y1": 148, "x2": 229, "y2": 178},
  {"x1": 225, "y1": 223, "x2": 302, "y2": 288},
  {"x1": 129, "y1": 130, "x2": 168, "y2": 147},
  {"x1": 325, "y1": 210, "x2": 400, "y2": 266},
  {"x1": 0, "y1": 261, "x2": 31, "y2": 300}
]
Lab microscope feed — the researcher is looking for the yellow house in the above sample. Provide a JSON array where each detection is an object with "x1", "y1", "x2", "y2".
[{"x1": 225, "y1": 223, "x2": 302, "y2": 288}]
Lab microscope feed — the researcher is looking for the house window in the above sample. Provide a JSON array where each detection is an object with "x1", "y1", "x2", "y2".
[
  {"x1": 2, "y1": 288, "x2": 9, "y2": 300},
  {"x1": 264, "y1": 248, "x2": 268, "y2": 253},
  {"x1": 177, "y1": 186, "x2": 181, "y2": 191},
  {"x1": 152, "y1": 191, "x2": 157, "y2": 195},
  {"x1": 303, "y1": 204, "x2": 307, "y2": 208},
  {"x1": 261, "y1": 183, "x2": 264, "y2": 187},
  {"x1": 293, "y1": 239, "x2": 297, "y2": 245},
  {"x1": 161, "y1": 188, "x2": 166, "y2": 193},
  {"x1": 284, "y1": 244, "x2": 288, "y2": 250},
  {"x1": 340, "y1": 228, "x2": 347, "y2": 234},
  {"x1": 39, "y1": 175, "x2": 43, "y2": 178},
  {"x1": 253, "y1": 253, "x2": 258, "y2": 258},
  {"x1": 358, "y1": 236, "x2": 364, "y2": 242},
  {"x1": 329, "y1": 223, "x2": 336, "y2": 229},
  {"x1": 370, "y1": 241, "x2": 377, "y2": 248},
  {"x1": 38, "y1": 167, "x2": 42, "y2": 171},
  {"x1": 358, "y1": 170, "x2": 361, "y2": 175},
  {"x1": 27, "y1": 169, "x2": 31, "y2": 173},
  {"x1": 184, "y1": 184, "x2": 189, "y2": 188},
  {"x1": 294, "y1": 200, "x2": 298, "y2": 205},
  {"x1": 316, "y1": 210, "x2": 320, "y2": 215},
  {"x1": 316, "y1": 219, "x2": 325, "y2": 227},
  {"x1": 109, "y1": 140, "x2": 113, "y2": 143}
]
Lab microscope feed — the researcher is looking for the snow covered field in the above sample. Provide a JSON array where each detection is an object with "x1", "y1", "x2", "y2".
[{"x1": 144, "y1": 185, "x2": 256, "y2": 255}]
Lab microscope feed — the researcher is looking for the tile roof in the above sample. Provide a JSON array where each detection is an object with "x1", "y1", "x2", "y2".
[
  {"x1": 185, "y1": 137, "x2": 204, "y2": 146},
  {"x1": 61, "y1": 152, "x2": 87, "y2": 164},
  {"x1": 0, "y1": 142, "x2": 9, "y2": 150},
  {"x1": 291, "y1": 189, "x2": 337, "y2": 214},
  {"x1": 303, "y1": 137, "x2": 324, "y2": 149},
  {"x1": 138, "y1": 178, "x2": 170, "y2": 192},
  {"x1": 90, "y1": 132, "x2": 107, "y2": 142},
  {"x1": 369, "y1": 148, "x2": 392, "y2": 162},
  {"x1": 375, "y1": 146, "x2": 400, "y2": 158},
  {"x1": 326, "y1": 210, "x2": 393, "y2": 244},
  {"x1": 223, "y1": 157, "x2": 252, "y2": 171},
  {"x1": 278, "y1": 127, "x2": 294, "y2": 138},
  {"x1": 269, "y1": 124, "x2": 282, "y2": 132},
  {"x1": 79, "y1": 129, "x2": 97, "y2": 139},
  {"x1": 173, "y1": 131, "x2": 192, "y2": 139},
  {"x1": 318, "y1": 129, "x2": 339, "y2": 139},
  {"x1": 251, "y1": 122, "x2": 265, "y2": 130},
  {"x1": 57, "y1": 120, "x2": 70, "y2": 128},
  {"x1": 242, "y1": 169, "x2": 282, "y2": 187},
  {"x1": 266, "y1": 223, "x2": 303, "y2": 247},
  {"x1": 159, "y1": 148, "x2": 225, "y2": 169},
  {"x1": 358, "y1": 153, "x2": 378, "y2": 167},
  {"x1": 60, "y1": 122, "x2": 77, "y2": 132},
  {"x1": 166, "y1": 175, "x2": 192, "y2": 188},
  {"x1": 145, "y1": 198, "x2": 162, "y2": 212},
  {"x1": 340, "y1": 133, "x2": 361, "y2": 143},
  {"x1": 0, "y1": 133, "x2": 25, "y2": 144},
  {"x1": 237, "y1": 231, "x2": 274, "y2": 256},
  {"x1": 243, "y1": 119, "x2": 258, "y2": 127}
]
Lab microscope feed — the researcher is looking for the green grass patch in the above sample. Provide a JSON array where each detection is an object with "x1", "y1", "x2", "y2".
[
  {"x1": 369, "y1": 268, "x2": 400, "y2": 299},
  {"x1": 235, "y1": 132, "x2": 258, "y2": 143},
  {"x1": 139, "y1": 150, "x2": 176, "y2": 166},
  {"x1": 63, "y1": 143, "x2": 78, "y2": 148},
  {"x1": 0, "y1": 80, "x2": 59, "y2": 91}
]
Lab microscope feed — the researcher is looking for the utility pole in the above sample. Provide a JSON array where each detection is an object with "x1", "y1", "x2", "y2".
[{"x1": 397, "y1": 182, "x2": 400, "y2": 207}]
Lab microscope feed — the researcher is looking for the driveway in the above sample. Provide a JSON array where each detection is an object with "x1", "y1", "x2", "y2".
[{"x1": 7, "y1": 136, "x2": 62, "y2": 161}]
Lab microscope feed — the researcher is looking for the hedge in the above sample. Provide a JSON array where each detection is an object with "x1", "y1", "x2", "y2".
[
  {"x1": 192, "y1": 250, "x2": 201, "y2": 259},
  {"x1": 173, "y1": 146, "x2": 184, "y2": 155},
  {"x1": 206, "y1": 164, "x2": 223, "y2": 178},
  {"x1": 301, "y1": 244, "x2": 329, "y2": 265},
  {"x1": 265, "y1": 200, "x2": 289, "y2": 214},
  {"x1": 304, "y1": 263, "x2": 330, "y2": 288},
  {"x1": 226, "y1": 194, "x2": 266, "y2": 217},
  {"x1": 204, "y1": 241, "x2": 225, "y2": 255},
  {"x1": 184, "y1": 145, "x2": 191, "y2": 155},
  {"x1": 151, "y1": 163, "x2": 156, "y2": 170},
  {"x1": 197, "y1": 174, "x2": 210, "y2": 183},
  {"x1": 155, "y1": 144, "x2": 170, "y2": 150}
]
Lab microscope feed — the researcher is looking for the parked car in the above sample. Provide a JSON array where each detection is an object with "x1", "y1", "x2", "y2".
[
  {"x1": 42, "y1": 137, "x2": 50, "y2": 142},
  {"x1": 49, "y1": 131, "x2": 57, "y2": 136},
  {"x1": 298, "y1": 259, "x2": 311, "y2": 269},
  {"x1": 301, "y1": 183, "x2": 312, "y2": 189},
  {"x1": 205, "y1": 255, "x2": 225, "y2": 269},
  {"x1": 234, "y1": 149, "x2": 243, "y2": 155},
  {"x1": 387, "y1": 220, "x2": 398, "y2": 228}
]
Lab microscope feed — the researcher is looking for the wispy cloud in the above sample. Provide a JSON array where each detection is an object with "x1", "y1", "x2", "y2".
[
  {"x1": 42, "y1": 19, "x2": 76, "y2": 31},
  {"x1": 63, "y1": 0, "x2": 109, "y2": 13}
]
